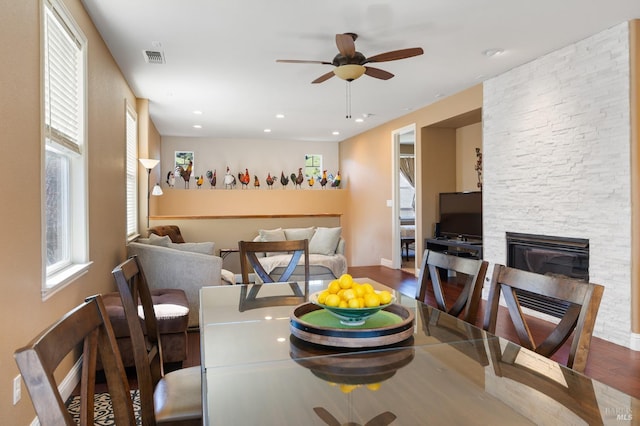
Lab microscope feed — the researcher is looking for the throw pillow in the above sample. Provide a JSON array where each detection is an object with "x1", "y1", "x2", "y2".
[
  {"x1": 309, "y1": 227, "x2": 342, "y2": 256},
  {"x1": 259, "y1": 228, "x2": 286, "y2": 242},
  {"x1": 284, "y1": 227, "x2": 316, "y2": 241},
  {"x1": 148, "y1": 234, "x2": 171, "y2": 247},
  {"x1": 168, "y1": 241, "x2": 215, "y2": 255},
  {"x1": 136, "y1": 238, "x2": 151, "y2": 244},
  {"x1": 258, "y1": 228, "x2": 287, "y2": 257}
]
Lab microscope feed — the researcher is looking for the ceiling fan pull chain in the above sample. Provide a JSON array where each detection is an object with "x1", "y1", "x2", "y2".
[{"x1": 346, "y1": 82, "x2": 352, "y2": 119}]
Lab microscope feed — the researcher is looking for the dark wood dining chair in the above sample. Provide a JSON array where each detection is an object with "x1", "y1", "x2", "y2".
[
  {"x1": 415, "y1": 249, "x2": 488, "y2": 323},
  {"x1": 238, "y1": 239, "x2": 310, "y2": 285},
  {"x1": 14, "y1": 295, "x2": 136, "y2": 426},
  {"x1": 482, "y1": 264, "x2": 604, "y2": 373},
  {"x1": 112, "y1": 256, "x2": 202, "y2": 425}
]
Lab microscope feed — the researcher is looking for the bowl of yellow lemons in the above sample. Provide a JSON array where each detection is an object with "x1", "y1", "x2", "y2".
[{"x1": 310, "y1": 274, "x2": 395, "y2": 326}]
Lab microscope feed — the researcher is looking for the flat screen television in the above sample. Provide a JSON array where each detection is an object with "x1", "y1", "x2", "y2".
[{"x1": 438, "y1": 191, "x2": 482, "y2": 240}]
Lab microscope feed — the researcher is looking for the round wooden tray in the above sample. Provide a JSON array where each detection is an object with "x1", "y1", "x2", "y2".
[{"x1": 290, "y1": 302, "x2": 415, "y2": 348}]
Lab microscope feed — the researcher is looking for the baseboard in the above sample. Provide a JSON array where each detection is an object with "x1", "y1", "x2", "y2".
[
  {"x1": 380, "y1": 258, "x2": 393, "y2": 268},
  {"x1": 630, "y1": 333, "x2": 640, "y2": 351},
  {"x1": 61, "y1": 355, "x2": 83, "y2": 400}
]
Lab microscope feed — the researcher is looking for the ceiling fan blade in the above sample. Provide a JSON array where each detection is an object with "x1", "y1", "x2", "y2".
[
  {"x1": 276, "y1": 59, "x2": 333, "y2": 65},
  {"x1": 365, "y1": 47, "x2": 424, "y2": 63},
  {"x1": 313, "y1": 407, "x2": 341, "y2": 426},
  {"x1": 366, "y1": 411, "x2": 397, "y2": 426},
  {"x1": 312, "y1": 71, "x2": 336, "y2": 84},
  {"x1": 336, "y1": 33, "x2": 356, "y2": 58},
  {"x1": 365, "y1": 66, "x2": 394, "y2": 80}
]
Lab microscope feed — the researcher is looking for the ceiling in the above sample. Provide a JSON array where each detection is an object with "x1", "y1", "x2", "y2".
[{"x1": 81, "y1": 0, "x2": 640, "y2": 142}]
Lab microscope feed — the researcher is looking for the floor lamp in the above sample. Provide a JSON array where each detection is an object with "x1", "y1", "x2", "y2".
[{"x1": 139, "y1": 158, "x2": 163, "y2": 228}]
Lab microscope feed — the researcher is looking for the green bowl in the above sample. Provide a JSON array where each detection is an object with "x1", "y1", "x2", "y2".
[{"x1": 310, "y1": 291, "x2": 395, "y2": 326}]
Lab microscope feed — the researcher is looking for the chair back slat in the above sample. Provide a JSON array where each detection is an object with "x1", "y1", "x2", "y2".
[
  {"x1": 14, "y1": 296, "x2": 136, "y2": 426},
  {"x1": 483, "y1": 264, "x2": 604, "y2": 372},
  {"x1": 416, "y1": 250, "x2": 488, "y2": 323}
]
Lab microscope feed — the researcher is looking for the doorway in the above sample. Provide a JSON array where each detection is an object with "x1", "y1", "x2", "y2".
[{"x1": 392, "y1": 125, "x2": 416, "y2": 273}]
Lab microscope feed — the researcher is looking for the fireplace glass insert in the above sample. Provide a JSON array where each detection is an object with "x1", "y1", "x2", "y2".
[{"x1": 506, "y1": 232, "x2": 589, "y2": 318}]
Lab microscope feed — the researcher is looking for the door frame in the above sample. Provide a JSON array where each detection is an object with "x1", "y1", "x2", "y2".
[{"x1": 391, "y1": 124, "x2": 416, "y2": 269}]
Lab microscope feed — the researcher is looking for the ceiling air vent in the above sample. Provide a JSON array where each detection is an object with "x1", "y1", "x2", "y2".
[{"x1": 143, "y1": 50, "x2": 165, "y2": 64}]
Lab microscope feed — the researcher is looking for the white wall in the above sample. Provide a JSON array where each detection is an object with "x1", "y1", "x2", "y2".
[
  {"x1": 160, "y1": 137, "x2": 340, "y2": 189},
  {"x1": 483, "y1": 22, "x2": 631, "y2": 347}
]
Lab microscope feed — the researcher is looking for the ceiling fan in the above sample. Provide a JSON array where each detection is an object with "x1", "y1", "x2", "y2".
[{"x1": 277, "y1": 33, "x2": 424, "y2": 84}]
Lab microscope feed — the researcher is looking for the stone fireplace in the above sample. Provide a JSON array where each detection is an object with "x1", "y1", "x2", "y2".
[{"x1": 482, "y1": 22, "x2": 635, "y2": 348}]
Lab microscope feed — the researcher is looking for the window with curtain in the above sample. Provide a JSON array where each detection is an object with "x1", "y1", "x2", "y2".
[
  {"x1": 125, "y1": 105, "x2": 138, "y2": 238},
  {"x1": 43, "y1": 0, "x2": 90, "y2": 294}
]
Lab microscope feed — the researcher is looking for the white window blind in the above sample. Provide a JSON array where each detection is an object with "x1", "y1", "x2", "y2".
[
  {"x1": 126, "y1": 106, "x2": 138, "y2": 238},
  {"x1": 44, "y1": 3, "x2": 81, "y2": 155}
]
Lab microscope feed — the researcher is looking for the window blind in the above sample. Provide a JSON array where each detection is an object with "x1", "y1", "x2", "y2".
[{"x1": 126, "y1": 107, "x2": 138, "y2": 237}]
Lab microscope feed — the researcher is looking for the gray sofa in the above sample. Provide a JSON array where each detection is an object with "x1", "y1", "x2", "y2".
[
  {"x1": 127, "y1": 236, "x2": 224, "y2": 327},
  {"x1": 251, "y1": 227, "x2": 347, "y2": 281}
]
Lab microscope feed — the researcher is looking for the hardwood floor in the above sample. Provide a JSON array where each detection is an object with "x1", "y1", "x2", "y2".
[{"x1": 140, "y1": 265, "x2": 640, "y2": 401}]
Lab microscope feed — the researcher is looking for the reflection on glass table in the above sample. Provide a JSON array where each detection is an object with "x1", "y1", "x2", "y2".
[{"x1": 200, "y1": 280, "x2": 638, "y2": 425}]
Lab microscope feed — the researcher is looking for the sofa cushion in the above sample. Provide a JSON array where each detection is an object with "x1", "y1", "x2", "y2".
[
  {"x1": 309, "y1": 227, "x2": 342, "y2": 255},
  {"x1": 259, "y1": 253, "x2": 347, "y2": 280},
  {"x1": 148, "y1": 234, "x2": 171, "y2": 247},
  {"x1": 259, "y1": 227, "x2": 286, "y2": 242},
  {"x1": 259, "y1": 228, "x2": 287, "y2": 256},
  {"x1": 284, "y1": 227, "x2": 316, "y2": 241},
  {"x1": 102, "y1": 289, "x2": 190, "y2": 338},
  {"x1": 168, "y1": 241, "x2": 215, "y2": 255}
]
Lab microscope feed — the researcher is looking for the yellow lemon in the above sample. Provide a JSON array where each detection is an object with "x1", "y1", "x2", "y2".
[
  {"x1": 338, "y1": 300, "x2": 348, "y2": 308},
  {"x1": 357, "y1": 297, "x2": 365, "y2": 308},
  {"x1": 317, "y1": 290, "x2": 330, "y2": 304},
  {"x1": 347, "y1": 298, "x2": 360, "y2": 308},
  {"x1": 338, "y1": 273, "x2": 354, "y2": 289},
  {"x1": 361, "y1": 283, "x2": 375, "y2": 294},
  {"x1": 364, "y1": 293, "x2": 381, "y2": 307},
  {"x1": 325, "y1": 294, "x2": 340, "y2": 307},
  {"x1": 352, "y1": 283, "x2": 365, "y2": 298},
  {"x1": 378, "y1": 290, "x2": 393, "y2": 305},
  {"x1": 327, "y1": 280, "x2": 341, "y2": 294},
  {"x1": 366, "y1": 383, "x2": 381, "y2": 391},
  {"x1": 339, "y1": 384, "x2": 358, "y2": 394},
  {"x1": 342, "y1": 289, "x2": 356, "y2": 301}
]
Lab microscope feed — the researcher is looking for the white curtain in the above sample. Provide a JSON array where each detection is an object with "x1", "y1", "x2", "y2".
[
  {"x1": 399, "y1": 157, "x2": 415, "y2": 211},
  {"x1": 399, "y1": 157, "x2": 415, "y2": 188}
]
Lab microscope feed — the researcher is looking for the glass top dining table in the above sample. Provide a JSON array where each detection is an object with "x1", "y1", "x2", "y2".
[{"x1": 199, "y1": 279, "x2": 637, "y2": 425}]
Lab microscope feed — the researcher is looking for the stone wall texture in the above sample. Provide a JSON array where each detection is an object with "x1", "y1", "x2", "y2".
[{"x1": 483, "y1": 22, "x2": 631, "y2": 347}]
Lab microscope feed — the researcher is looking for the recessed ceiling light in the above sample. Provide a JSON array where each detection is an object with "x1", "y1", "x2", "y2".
[
  {"x1": 332, "y1": 131, "x2": 340, "y2": 136},
  {"x1": 193, "y1": 124, "x2": 202, "y2": 129},
  {"x1": 264, "y1": 128, "x2": 271, "y2": 133},
  {"x1": 355, "y1": 118, "x2": 364, "y2": 123},
  {"x1": 275, "y1": 114, "x2": 285, "y2": 119},
  {"x1": 193, "y1": 110, "x2": 202, "y2": 115},
  {"x1": 483, "y1": 48, "x2": 504, "y2": 57}
]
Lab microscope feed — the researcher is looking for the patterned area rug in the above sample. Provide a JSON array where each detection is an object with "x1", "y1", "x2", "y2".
[{"x1": 66, "y1": 390, "x2": 141, "y2": 425}]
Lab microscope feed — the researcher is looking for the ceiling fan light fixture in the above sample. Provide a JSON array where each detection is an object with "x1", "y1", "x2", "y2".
[{"x1": 333, "y1": 64, "x2": 366, "y2": 81}]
